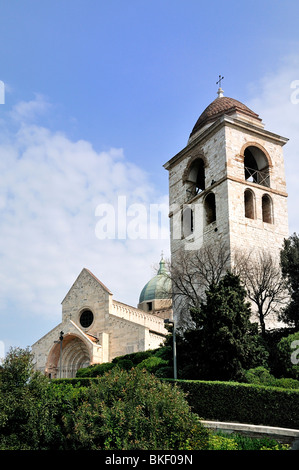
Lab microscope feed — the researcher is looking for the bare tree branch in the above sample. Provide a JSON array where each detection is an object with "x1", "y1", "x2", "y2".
[
  {"x1": 167, "y1": 242, "x2": 230, "y2": 328},
  {"x1": 232, "y1": 249, "x2": 289, "y2": 335}
]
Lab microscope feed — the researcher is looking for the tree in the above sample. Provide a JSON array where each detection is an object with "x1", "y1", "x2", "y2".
[
  {"x1": 0, "y1": 348, "x2": 210, "y2": 450},
  {"x1": 177, "y1": 272, "x2": 268, "y2": 381},
  {"x1": 233, "y1": 249, "x2": 288, "y2": 336},
  {"x1": 168, "y1": 242, "x2": 230, "y2": 328},
  {"x1": 0, "y1": 347, "x2": 62, "y2": 450},
  {"x1": 280, "y1": 233, "x2": 299, "y2": 329}
]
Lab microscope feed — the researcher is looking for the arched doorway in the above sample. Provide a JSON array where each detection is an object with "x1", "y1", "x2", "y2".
[{"x1": 46, "y1": 334, "x2": 90, "y2": 378}]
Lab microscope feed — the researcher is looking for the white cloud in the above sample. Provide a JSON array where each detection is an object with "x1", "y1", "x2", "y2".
[
  {"x1": 9, "y1": 93, "x2": 52, "y2": 122},
  {"x1": 5, "y1": 57, "x2": 298, "y2": 350},
  {"x1": 246, "y1": 53, "x2": 299, "y2": 235},
  {"x1": 0, "y1": 99, "x2": 170, "y2": 348}
]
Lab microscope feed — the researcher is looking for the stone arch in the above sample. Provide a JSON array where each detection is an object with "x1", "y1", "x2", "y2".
[
  {"x1": 46, "y1": 333, "x2": 91, "y2": 378},
  {"x1": 262, "y1": 193, "x2": 274, "y2": 224},
  {"x1": 240, "y1": 142, "x2": 272, "y2": 188},
  {"x1": 182, "y1": 204, "x2": 194, "y2": 237},
  {"x1": 240, "y1": 142, "x2": 273, "y2": 168},
  {"x1": 204, "y1": 192, "x2": 216, "y2": 225},
  {"x1": 183, "y1": 155, "x2": 206, "y2": 200}
]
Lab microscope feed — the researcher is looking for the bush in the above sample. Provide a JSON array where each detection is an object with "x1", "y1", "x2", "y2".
[
  {"x1": 244, "y1": 366, "x2": 299, "y2": 389},
  {"x1": 63, "y1": 367, "x2": 210, "y2": 450},
  {"x1": 172, "y1": 379, "x2": 299, "y2": 429},
  {"x1": 76, "y1": 347, "x2": 171, "y2": 379},
  {"x1": 155, "y1": 366, "x2": 174, "y2": 378},
  {"x1": 112, "y1": 350, "x2": 154, "y2": 366},
  {"x1": 209, "y1": 431, "x2": 290, "y2": 450},
  {"x1": 136, "y1": 356, "x2": 168, "y2": 374},
  {"x1": 244, "y1": 366, "x2": 273, "y2": 385},
  {"x1": 116, "y1": 359, "x2": 134, "y2": 371},
  {"x1": 208, "y1": 433, "x2": 238, "y2": 450},
  {"x1": 0, "y1": 347, "x2": 68, "y2": 449},
  {"x1": 77, "y1": 362, "x2": 115, "y2": 378},
  {"x1": 277, "y1": 332, "x2": 299, "y2": 379}
]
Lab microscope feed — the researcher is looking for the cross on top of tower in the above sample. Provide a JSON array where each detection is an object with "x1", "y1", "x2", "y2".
[
  {"x1": 216, "y1": 75, "x2": 224, "y2": 98},
  {"x1": 216, "y1": 75, "x2": 224, "y2": 87}
]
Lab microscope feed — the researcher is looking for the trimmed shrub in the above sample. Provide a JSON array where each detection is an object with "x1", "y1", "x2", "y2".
[
  {"x1": 244, "y1": 366, "x2": 273, "y2": 385},
  {"x1": 171, "y1": 379, "x2": 299, "y2": 430},
  {"x1": 136, "y1": 356, "x2": 168, "y2": 374},
  {"x1": 76, "y1": 348, "x2": 171, "y2": 379},
  {"x1": 112, "y1": 350, "x2": 154, "y2": 365},
  {"x1": 244, "y1": 366, "x2": 299, "y2": 389},
  {"x1": 77, "y1": 362, "x2": 115, "y2": 378}
]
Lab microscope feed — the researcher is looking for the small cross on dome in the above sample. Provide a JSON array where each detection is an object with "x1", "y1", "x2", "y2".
[{"x1": 216, "y1": 75, "x2": 224, "y2": 98}]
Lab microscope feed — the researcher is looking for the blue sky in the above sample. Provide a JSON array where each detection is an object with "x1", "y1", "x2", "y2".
[{"x1": 0, "y1": 0, "x2": 299, "y2": 353}]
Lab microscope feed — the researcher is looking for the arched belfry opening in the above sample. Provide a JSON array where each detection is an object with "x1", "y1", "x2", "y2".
[
  {"x1": 262, "y1": 194, "x2": 274, "y2": 224},
  {"x1": 244, "y1": 188, "x2": 256, "y2": 219},
  {"x1": 185, "y1": 157, "x2": 205, "y2": 200},
  {"x1": 204, "y1": 192, "x2": 216, "y2": 225},
  {"x1": 244, "y1": 145, "x2": 270, "y2": 188},
  {"x1": 182, "y1": 205, "x2": 194, "y2": 237}
]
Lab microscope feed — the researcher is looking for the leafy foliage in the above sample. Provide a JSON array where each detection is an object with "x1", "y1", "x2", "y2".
[
  {"x1": 174, "y1": 272, "x2": 268, "y2": 381},
  {"x1": 0, "y1": 347, "x2": 209, "y2": 450},
  {"x1": 244, "y1": 366, "x2": 299, "y2": 389},
  {"x1": 63, "y1": 366, "x2": 209, "y2": 450},
  {"x1": 277, "y1": 331, "x2": 299, "y2": 380},
  {"x1": 76, "y1": 347, "x2": 172, "y2": 379},
  {"x1": 210, "y1": 431, "x2": 289, "y2": 450},
  {"x1": 0, "y1": 347, "x2": 63, "y2": 449},
  {"x1": 175, "y1": 378, "x2": 299, "y2": 429},
  {"x1": 280, "y1": 233, "x2": 299, "y2": 329}
]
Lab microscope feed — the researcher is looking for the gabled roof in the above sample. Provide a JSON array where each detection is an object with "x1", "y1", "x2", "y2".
[
  {"x1": 83, "y1": 268, "x2": 112, "y2": 294},
  {"x1": 61, "y1": 267, "x2": 112, "y2": 304}
]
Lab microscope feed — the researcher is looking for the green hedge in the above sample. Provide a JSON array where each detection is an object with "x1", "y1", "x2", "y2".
[
  {"x1": 54, "y1": 375, "x2": 299, "y2": 430},
  {"x1": 172, "y1": 379, "x2": 299, "y2": 430}
]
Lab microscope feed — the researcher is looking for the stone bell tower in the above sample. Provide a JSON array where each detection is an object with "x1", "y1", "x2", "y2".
[{"x1": 163, "y1": 84, "x2": 289, "y2": 271}]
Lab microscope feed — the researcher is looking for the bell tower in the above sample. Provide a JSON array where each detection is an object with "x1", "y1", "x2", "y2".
[{"x1": 164, "y1": 86, "x2": 289, "y2": 270}]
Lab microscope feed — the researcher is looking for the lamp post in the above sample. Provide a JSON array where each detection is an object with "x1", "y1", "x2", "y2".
[
  {"x1": 164, "y1": 319, "x2": 177, "y2": 380},
  {"x1": 54, "y1": 331, "x2": 64, "y2": 378}
]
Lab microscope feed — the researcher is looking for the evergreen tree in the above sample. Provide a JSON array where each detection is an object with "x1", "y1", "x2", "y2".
[
  {"x1": 180, "y1": 272, "x2": 268, "y2": 381},
  {"x1": 280, "y1": 233, "x2": 299, "y2": 329}
]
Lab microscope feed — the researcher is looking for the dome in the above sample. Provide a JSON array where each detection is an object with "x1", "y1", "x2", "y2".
[
  {"x1": 139, "y1": 258, "x2": 172, "y2": 304},
  {"x1": 189, "y1": 93, "x2": 261, "y2": 139}
]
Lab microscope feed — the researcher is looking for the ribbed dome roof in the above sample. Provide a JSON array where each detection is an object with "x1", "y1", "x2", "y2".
[
  {"x1": 139, "y1": 258, "x2": 172, "y2": 304},
  {"x1": 190, "y1": 95, "x2": 261, "y2": 138}
]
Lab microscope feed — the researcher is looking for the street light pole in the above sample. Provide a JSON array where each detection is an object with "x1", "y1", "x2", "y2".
[
  {"x1": 54, "y1": 331, "x2": 64, "y2": 378},
  {"x1": 164, "y1": 319, "x2": 177, "y2": 380},
  {"x1": 173, "y1": 321, "x2": 177, "y2": 380},
  {"x1": 59, "y1": 331, "x2": 64, "y2": 378}
]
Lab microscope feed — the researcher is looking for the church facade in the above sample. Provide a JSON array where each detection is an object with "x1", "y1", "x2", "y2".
[{"x1": 32, "y1": 260, "x2": 172, "y2": 378}]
